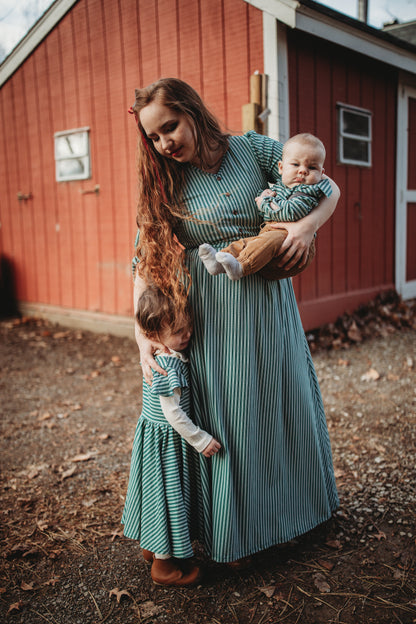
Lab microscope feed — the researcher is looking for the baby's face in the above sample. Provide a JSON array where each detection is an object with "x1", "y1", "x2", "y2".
[{"x1": 279, "y1": 142, "x2": 325, "y2": 187}]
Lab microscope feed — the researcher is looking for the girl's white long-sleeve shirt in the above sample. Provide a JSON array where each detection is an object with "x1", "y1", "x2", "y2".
[{"x1": 159, "y1": 389, "x2": 212, "y2": 453}]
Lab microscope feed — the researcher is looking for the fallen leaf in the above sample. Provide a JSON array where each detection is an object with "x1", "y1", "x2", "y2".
[
  {"x1": 21, "y1": 581, "x2": 35, "y2": 591},
  {"x1": 110, "y1": 528, "x2": 124, "y2": 541},
  {"x1": 53, "y1": 331, "x2": 69, "y2": 339},
  {"x1": 138, "y1": 600, "x2": 163, "y2": 618},
  {"x1": 361, "y1": 368, "x2": 380, "y2": 382},
  {"x1": 258, "y1": 585, "x2": 276, "y2": 598},
  {"x1": 37, "y1": 520, "x2": 49, "y2": 531},
  {"x1": 347, "y1": 321, "x2": 362, "y2": 342},
  {"x1": 70, "y1": 453, "x2": 94, "y2": 463},
  {"x1": 82, "y1": 498, "x2": 97, "y2": 508},
  {"x1": 325, "y1": 539, "x2": 342, "y2": 549},
  {"x1": 7, "y1": 601, "x2": 23, "y2": 614},
  {"x1": 61, "y1": 465, "x2": 77, "y2": 480},
  {"x1": 372, "y1": 531, "x2": 386, "y2": 541},
  {"x1": 109, "y1": 587, "x2": 132, "y2": 603},
  {"x1": 313, "y1": 573, "x2": 331, "y2": 593},
  {"x1": 38, "y1": 412, "x2": 52, "y2": 422},
  {"x1": 43, "y1": 577, "x2": 60, "y2": 586},
  {"x1": 317, "y1": 559, "x2": 335, "y2": 571}
]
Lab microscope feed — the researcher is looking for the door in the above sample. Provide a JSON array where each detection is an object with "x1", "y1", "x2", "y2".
[{"x1": 396, "y1": 85, "x2": 416, "y2": 299}]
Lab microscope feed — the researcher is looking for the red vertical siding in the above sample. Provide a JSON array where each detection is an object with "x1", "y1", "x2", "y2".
[
  {"x1": 0, "y1": 0, "x2": 263, "y2": 318},
  {"x1": 408, "y1": 98, "x2": 416, "y2": 190},
  {"x1": 407, "y1": 203, "x2": 416, "y2": 281},
  {"x1": 287, "y1": 30, "x2": 397, "y2": 326}
]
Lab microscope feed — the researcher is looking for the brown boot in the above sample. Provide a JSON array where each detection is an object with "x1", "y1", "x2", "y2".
[
  {"x1": 151, "y1": 557, "x2": 201, "y2": 587},
  {"x1": 142, "y1": 549, "x2": 153, "y2": 563}
]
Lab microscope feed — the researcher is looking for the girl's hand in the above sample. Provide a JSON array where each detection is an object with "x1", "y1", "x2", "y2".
[
  {"x1": 202, "y1": 438, "x2": 222, "y2": 458},
  {"x1": 136, "y1": 328, "x2": 169, "y2": 385},
  {"x1": 268, "y1": 219, "x2": 315, "y2": 270}
]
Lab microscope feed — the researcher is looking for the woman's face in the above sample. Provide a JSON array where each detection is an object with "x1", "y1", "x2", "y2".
[{"x1": 139, "y1": 100, "x2": 197, "y2": 164}]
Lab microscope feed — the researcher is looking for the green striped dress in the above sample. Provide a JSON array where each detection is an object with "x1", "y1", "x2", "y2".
[
  {"x1": 122, "y1": 353, "x2": 201, "y2": 558},
  {"x1": 174, "y1": 131, "x2": 339, "y2": 562}
]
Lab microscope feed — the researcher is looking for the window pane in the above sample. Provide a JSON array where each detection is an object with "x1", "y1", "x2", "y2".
[
  {"x1": 342, "y1": 111, "x2": 369, "y2": 137},
  {"x1": 57, "y1": 158, "x2": 86, "y2": 178},
  {"x1": 55, "y1": 132, "x2": 87, "y2": 158},
  {"x1": 343, "y1": 138, "x2": 369, "y2": 163}
]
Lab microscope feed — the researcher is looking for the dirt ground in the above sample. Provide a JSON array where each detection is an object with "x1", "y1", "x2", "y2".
[{"x1": 1, "y1": 294, "x2": 415, "y2": 624}]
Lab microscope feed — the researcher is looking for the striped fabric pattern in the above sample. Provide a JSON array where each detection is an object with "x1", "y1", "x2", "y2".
[
  {"x1": 174, "y1": 131, "x2": 339, "y2": 563},
  {"x1": 260, "y1": 177, "x2": 333, "y2": 222},
  {"x1": 122, "y1": 354, "x2": 201, "y2": 558}
]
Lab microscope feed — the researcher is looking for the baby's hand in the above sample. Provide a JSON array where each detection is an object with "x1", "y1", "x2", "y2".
[
  {"x1": 202, "y1": 438, "x2": 221, "y2": 458},
  {"x1": 255, "y1": 188, "x2": 276, "y2": 209}
]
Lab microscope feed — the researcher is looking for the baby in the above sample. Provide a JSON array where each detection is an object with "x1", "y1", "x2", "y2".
[{"x1": 199, "y1": 133, "x2": 332, "y2": 281}]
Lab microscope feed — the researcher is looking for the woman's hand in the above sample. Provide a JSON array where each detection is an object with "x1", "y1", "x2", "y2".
[
  {"x1": 269, "y1": 176, "x2": 340, "y2": 270},
  {"x1": 136, "y1": 327, "x2": 169, "y2": 385},
  {"x1": 268, "y1": 220, "x2": 315, "y2": 270}
]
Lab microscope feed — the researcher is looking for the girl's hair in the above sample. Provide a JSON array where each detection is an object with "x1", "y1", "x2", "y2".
[
  {"x1": 131, "y1": 78, "x2": 228, "y2": 317},
  {"x1": 136, "y1": 284, "x2": 192, "y2": 339}
]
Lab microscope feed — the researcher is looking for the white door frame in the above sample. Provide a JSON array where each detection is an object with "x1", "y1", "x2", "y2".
[{"x1": 396, "y1": 84, "x2": 416, "y2": 300}]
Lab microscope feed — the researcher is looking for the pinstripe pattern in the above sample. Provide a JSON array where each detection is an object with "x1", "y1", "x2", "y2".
[
  {"x1": 260, "y1": 178, "x2": 333, "y2": 222},
  {"x1": 174, "y1": 132, "x2": 339, "y2": 562},
  {"x1": 122, "y1": 354, "x2": 201, "y2": 558}
]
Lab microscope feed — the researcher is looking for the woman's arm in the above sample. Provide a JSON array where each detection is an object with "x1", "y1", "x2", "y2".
[
  {"x1": 134, "y1": 272, "x2": 168, "y2": 384},
  {"x1": 269, "y1": 177, "x2": 340, "y2": 269}
]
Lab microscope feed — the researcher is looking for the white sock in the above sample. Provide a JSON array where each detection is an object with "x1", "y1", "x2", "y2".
[
  {"x1": 198, "y1": 244, "x2": 225, "y2": 275},
  {"x1": 215, "y1": 252, "x2": 244, "y2": 281},
  {"x1": 154, "y1": 553, "x2": 171, "y2": 559}
]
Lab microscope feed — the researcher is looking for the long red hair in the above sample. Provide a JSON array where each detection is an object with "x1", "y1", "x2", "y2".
[{"x1": 131, "y1": 78, "x2": 228, "y2": 319}]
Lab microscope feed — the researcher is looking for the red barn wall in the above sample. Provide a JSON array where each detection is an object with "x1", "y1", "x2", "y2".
[
  {"x1": 287, "y1": 30, "x2": 397, "y2": 329},
  {"x1": 0, "y1": 0, "x2": 263, "y2": 318}
]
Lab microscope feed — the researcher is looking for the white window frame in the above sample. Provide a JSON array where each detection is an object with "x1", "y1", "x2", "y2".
[
  {"x1": 337, "y1": 103, "x2": 372, "y2": 167},
  {"x1": 54, "y1": 127, "x2": 91, "y2": 182}
]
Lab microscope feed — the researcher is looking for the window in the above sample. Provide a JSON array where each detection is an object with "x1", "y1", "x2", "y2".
[
  {"x1": 337, "y1": 104, "x2": 371, "y2": 167},
  {"x1": 54, "y1": 128, "x2": 91, "y2": 181}
]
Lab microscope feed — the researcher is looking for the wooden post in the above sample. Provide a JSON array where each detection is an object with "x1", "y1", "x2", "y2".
[{"x1": 242, "y1": 72, "x2": 265, "y2": 133}]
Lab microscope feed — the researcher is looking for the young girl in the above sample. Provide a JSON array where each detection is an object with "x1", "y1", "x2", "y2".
[{"x1": 122, "y1": 285, "x2": 221, "y2": 586}]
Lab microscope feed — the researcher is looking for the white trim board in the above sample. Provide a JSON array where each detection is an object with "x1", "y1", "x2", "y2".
[
  {"x1": 246, "y1": 0, "x2": 416, "y2": 75},
  {"x1": 395, "y1": 84, "x2": 416, "y2": 300},
  {"x1": 0, "y1": 0, "x2": 79, "y2": 87}
]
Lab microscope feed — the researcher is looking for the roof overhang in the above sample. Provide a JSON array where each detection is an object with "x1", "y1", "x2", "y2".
[
  {"x1": 245, "y1": 0, "x2": 416, "y2": 75},
  {"x1": 0, "y1": 0, "x2": 79, "y2": 87}
]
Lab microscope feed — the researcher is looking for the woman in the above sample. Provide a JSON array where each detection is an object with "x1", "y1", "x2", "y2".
[{"x1": 131, "y1": 78, "x2": 340, "y2": 566}]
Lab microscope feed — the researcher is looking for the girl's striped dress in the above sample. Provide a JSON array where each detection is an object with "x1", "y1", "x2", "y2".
[
  {"x1": 174, "y1": 131, "x2": 339, "y2": 563},
  {"x1": 122, "y1": 353, "x2": 200, "y2": 558}
]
